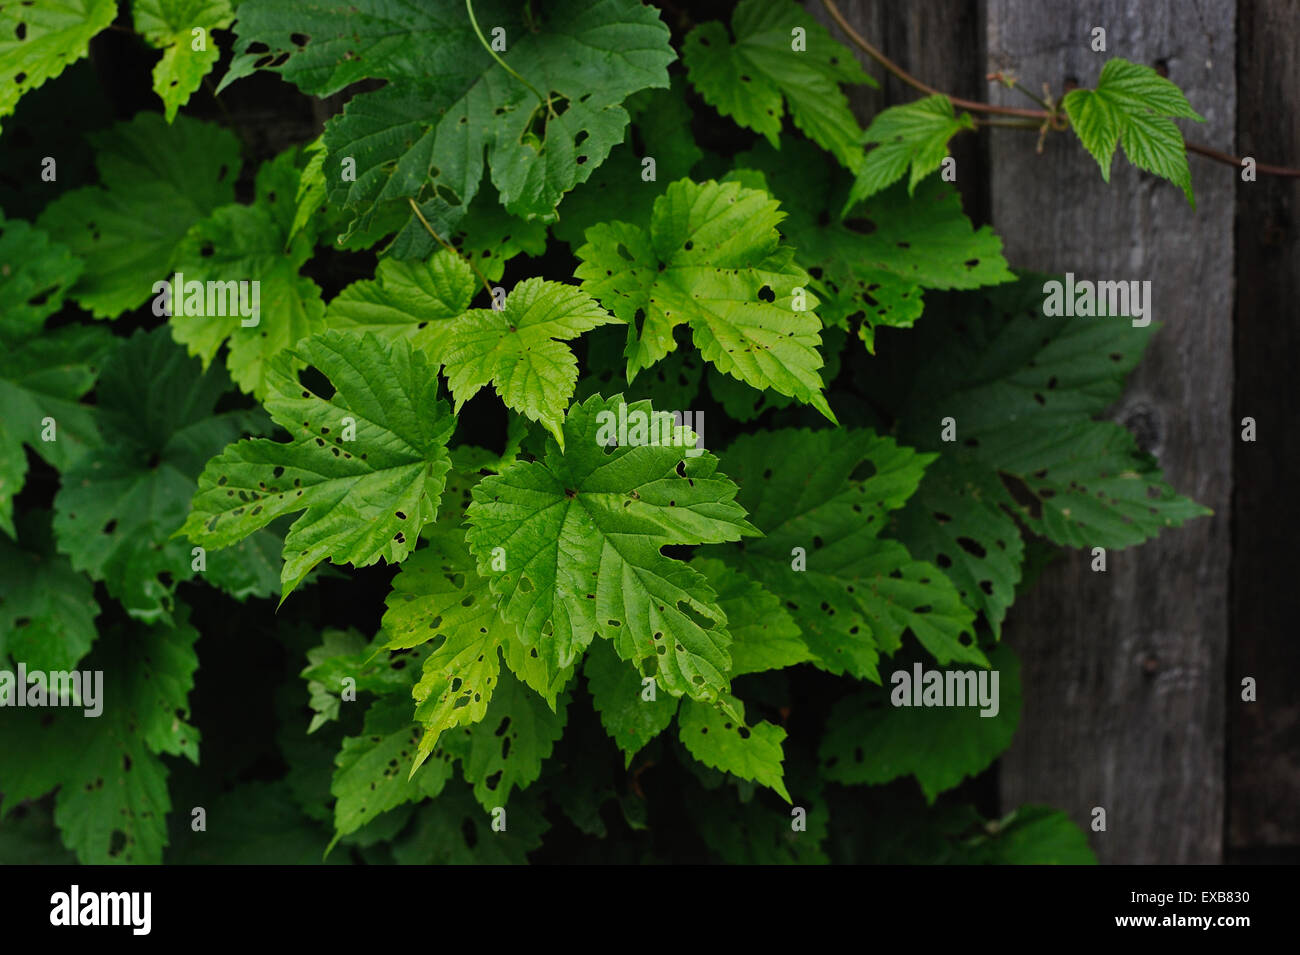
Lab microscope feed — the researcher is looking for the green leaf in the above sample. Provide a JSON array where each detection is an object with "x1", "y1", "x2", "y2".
[
  {"x1": 225, "y1": 0, "x2": 673, "y2": 244},
  {"x1": 37, "y1": 113, "x2": 242, "y2": 318},
  {"x1": 0, "y1": 603, "x2": 200, "y2": 864},
  {"x1": 52, "y1": 329, "x2": 258, "y2": 622},
  {"x1": 584, "y1": 638, "x2": 678, "y2": 767},
  {"x1": 439, "y1": 669, "x2": 568, "y2": 811},
  {"x1": 301, "y1": 627, "x2": 429, "y2": 732},
  {"x1": 678, "y1": 695, "x2": 790, "y2": 802},
  {"x1": 465, "y1": 393, "x2": 758, "y2": 702},
  {"x1": 391, "y1": 779, "x2": 550, "y2": 863},
  {"x1": 133, "y1": 0, "x2": 236, "y2": 122},
  {"x1": 330, "y1": 694, "x2": 455, "y2": 841},
  {"x1": 0, "y1": 510, "x2": 99, "y2": 672},
  {"x1": 681, "y1": 0, "x2": 875, "y2": 170},
  {"x1": 0, "y1": 324, "x2": 114, "y2": 537},
  {"x1": 438, "y1": 279, "x2": 619, "y2": 448},
  {"x1": 326, "y1": 249, "x2": 479, "y2": 344},
  {"x1": 719, "y1": 428, "x2": 983, "y2": 680},
  {"x1": 168, "y1": 147, "x2": 327, "y2": 398},
  {"x1": 845, "y1": 95, "x2": 974, "y2": 206},
  {"x1": 575, "y1": 178, "x2": 835, "y2": 420},
  {"x1": 552, "y1": 78, "x2": 703, "y2": 248},
  {"x1": 0, "y1": 212, "x2": 82, "y2": 342},
  {"x1": 691, "y1": 557, "x2": 810, "y2": 676},
  {"x1": 180, "y1": 330, "x2": 457, "y2": 599},
  {"x1": 1062, "y1": 58, "x2": 1203, "y2": 205},
  {"x1": 889, "y1": 276, "x2": 1210, "y2": 550},
  {"x1": 0, "y1": 0, "x2": 116, "y2": 134},
  {"x1": 820, "y1": 644, "x2": 1021, "y2": 802},
  {"x1": 736, "y1": 140, "x2": 1013, "y2": 349},
  {"x1": 961, "y1": 805, "x2": 1097, "y2": 864}
]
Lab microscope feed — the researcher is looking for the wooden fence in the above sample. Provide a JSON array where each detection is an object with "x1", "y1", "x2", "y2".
[{"x1": 810, "y1": 0, "x2": 1297, "y2": 864}]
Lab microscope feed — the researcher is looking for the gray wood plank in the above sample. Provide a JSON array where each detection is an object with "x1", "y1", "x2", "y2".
[
  {"x1": 1230, "y1": 0, "x2": 1300, "y2": 854},
  {"x1": 986, "y1": 0, "x2": 1234, "y2": 863}
]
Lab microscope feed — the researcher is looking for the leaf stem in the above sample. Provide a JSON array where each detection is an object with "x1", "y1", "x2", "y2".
[
  {"x1": 406, "y1": 198, "x2": 496, "y2": 301},
  {"x1": 466, "y1": 0, "x2": 546, "y2": 108}
]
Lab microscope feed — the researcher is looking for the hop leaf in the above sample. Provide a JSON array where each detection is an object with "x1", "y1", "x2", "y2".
[
  {"x1": 845, "y1": 95, "x2": 974, "y2": 207},
  {"x1": 719, "y1": 428, "x2": 982, "y2": 681},
  {"x1": 1062, "y1": 58, "x2": 1204, "y2": 206},
  {"x1": 180, "y1": 330, "x2": 457, "y2": 599},
  {"x1": 132, "y1": 0, "x2": 235, "y2": 122},
  {"x1": 0, "y1": 0, "x2": 116, "y2": 134},
  {"x1": 681, "y1": 0, "x2": 875, "y2": 170},
  {"x1": 224, "y1": 0, "x2": 674, "y2": 244},
  {"x1": 466, "y1": 394, "x2": 759, "y2": 702},
  {"x1": 678, "y1": 694, "x2": 791, "y2": 802},
  {"x1": 575, "y1": 178, "x2": 836, "y2": 421}
]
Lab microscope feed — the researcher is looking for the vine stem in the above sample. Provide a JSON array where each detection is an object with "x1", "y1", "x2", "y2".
[
  {"x1": 407, "y1": 198, "x2": 495, "y2": 301},
  {"x1": 466, "y1": 0, "x2": 547, "y2": 109},
  {"x1": 820, "y1": 0, "x2": 1300, "y2": 178}
]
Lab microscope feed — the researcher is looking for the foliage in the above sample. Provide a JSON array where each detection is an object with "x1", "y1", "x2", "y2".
[{"x1": 0, "y1": 0, "x2": 1209, "y2": 865}]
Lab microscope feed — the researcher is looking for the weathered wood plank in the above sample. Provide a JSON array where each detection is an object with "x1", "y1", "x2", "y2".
[
  {"x1": 1230, "y1": 0, "x2": 1300, "y2": 855},
  {"x1": 986, "y1": 0, "x2": 1234, "y2": 863}
]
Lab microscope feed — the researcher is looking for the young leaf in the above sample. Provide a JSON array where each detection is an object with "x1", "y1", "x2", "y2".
[
  {"x1": 820, "y1": 644, "x2": 1022, "y2": 802},
  {"x1": 678, "y1": 694, "x2": 791, "y2": 802},
  {"x1": 1062, "y1": 58, "x2": 1204, "y2": 205},
  {"x1": 133, "y1": 0, "x2": 235, "y2": 122},
  {"x1": 575, "y1": 178, "x2": 836, "y2": 421},
  {"x1": 845, "y1": 95, "x2": 974, "y2": 207},
  {"x1": 180, "y1": 330, "x2": 457, "y2": 599},
  {"x1": 719, "y1": 428, "x2": 983, "y2": 680},
  {"x1": 465, "y1": 394, "x2": 759, "y2": 702},
  {"x1": 0, "y1": 0, "x2": 116, "y2": 133},
  {"x1": 37, "y1": 113, "x2": 241, "y2": 317},
  {"x1": 681, "y1": 0, "x2": 875, "y2": 171}
]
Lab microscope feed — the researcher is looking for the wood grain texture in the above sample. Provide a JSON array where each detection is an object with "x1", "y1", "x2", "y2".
[
  {"x1": 1231, "y1": 0, "x2": 1300, "y2": 855},
  {"x1": 985, "y1": 0, "x2": 1234, "y2": 863}
]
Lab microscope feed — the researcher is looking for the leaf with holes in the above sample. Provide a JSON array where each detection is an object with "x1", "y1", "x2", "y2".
[
  {"x1": 133, "y1": 0, "x2": 235, "y2": 122},
  {"x1": 466, "y1": 393, "x2": 758, "y2": 702},
  {"x1": 885, "y1": 276, "x2": 1210, "y2": 550},
  {"x1": 330, "y1": 694, "x2": 455, "y2": 842},
  {"x1": 0, "y1": 0, "x2": 116, "y2": 134},
  {"x1": 179, "y1": 329, "x2": 456, "y2": 599},
  {"x1": 584, "y1": 637, "x2": 678, "y2": 767},
  {"x1": 820, "y1": 644, "x2": 1021, "y2": 802},
  {"x1": 678, "y1": 694, "x2": 790, "y2": 802},
  {"x1": 52, "y1": 329, "x2": 263, "y2": 623},
  {"x1": 326, "y1": 249, "x2": 479, "y2": 344},
  {"x1": 37, "y1": 113, "x2": 241, "y2": 318},
  {"x1": 0, "y1": 510, "x2": 99, "y2": 672},
  {"x1": 692, "y1": 557, "x2": 810, "y2": 676},
  {"x1": 221, "y1": 0, "x2": 673, "y2": 246},
  {"x1": 0, "y1": 602, "x2": 200, "y2": 864},
  {"x1": 0, "y1": 211, "x2": 83, "y2": 342},
  {"x1": 168, "y1": 148, "x2": 327, "y2": 398},
  {"x1": 735, "y1": 141, "x2": 1013, "y2": 350},
  {"x1": 438, "y1": 668, "x2": 568, "y2": 812},
  {"x1": 1063, "y1": 58, "x2": 1203, "y2": 205},
  {"x1": 681, "y1": 0, "x2": 874, "y2": 171},
  {"x1": 719, "y1": 428, "x2": 983, "y2": 680},
  {"x1": 575, "y1": 178, "x2": 835, "y2": 420}
]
